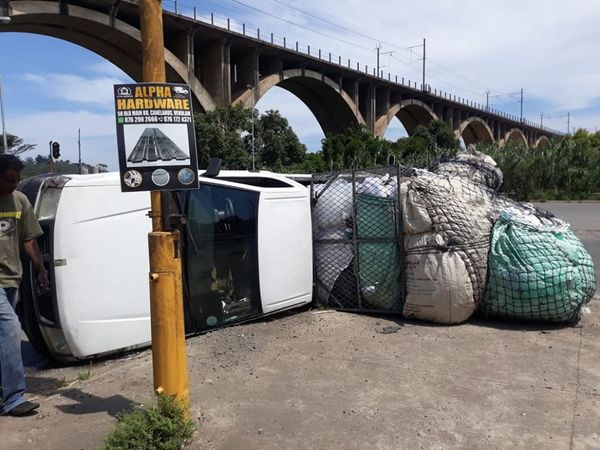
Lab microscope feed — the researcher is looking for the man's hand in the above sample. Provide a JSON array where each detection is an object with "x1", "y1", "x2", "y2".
[
  {"x1": 36, "y1": 268, "x2": 49, "y2": 291},
  {"x1": 23, "y1": 239, "x2": 49, "y2": 292}
]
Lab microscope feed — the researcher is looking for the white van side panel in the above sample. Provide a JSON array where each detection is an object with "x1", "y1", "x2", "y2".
[
  {"x1": 53, "y1": 185, "x2": 151, "y2": 358},
  {"x1": 258, "y1": 193, "x2": 313, "y2": 313}
]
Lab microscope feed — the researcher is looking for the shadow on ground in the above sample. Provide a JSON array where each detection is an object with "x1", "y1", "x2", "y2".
[{"x1": 25, "y1": 375, "x2": 136, "y2": 418}]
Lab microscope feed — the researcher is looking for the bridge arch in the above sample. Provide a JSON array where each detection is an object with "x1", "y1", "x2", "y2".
[
  {"x1": 503, "y1": 128, "x2": 528, "y2": 147},
  {"x1": 5, "y1": 1, "x2": 216, "y2": 111},
  {"x1": 375, "y1": 99, "x2": 438, "y2": 138},
  {"x1": 534, "y1": 136, "x2": 551, "y2": 149},
  {"x1": 457, "y1": 117, "x2": 494, "y2": 146},
  {"x1": 234, "y1": 69, "x2": 365, "y2": 136}
]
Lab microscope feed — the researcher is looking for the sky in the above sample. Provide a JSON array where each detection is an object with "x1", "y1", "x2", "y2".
[{"x1": 1, "y1": 0, "x2": 599, "y2": 170}]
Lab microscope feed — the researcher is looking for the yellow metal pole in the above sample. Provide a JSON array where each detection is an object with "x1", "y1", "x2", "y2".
[
  {"x1": 139, "y1": 0, "x2": 190, "y2": 410},
  {"x1": 148, "y1": 232, "x2": 190, "y2": 407}
]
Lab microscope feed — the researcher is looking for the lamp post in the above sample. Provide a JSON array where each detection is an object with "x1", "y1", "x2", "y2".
[
  {"x1": 0, "y1": 76, "x2": 7, "y2": 154},
  {"x1": 246, "y1": 84, "x2": 256, "y2": 171},
  {"x1": 0, "y1": 17, "x2": 11, "y2": 154}
]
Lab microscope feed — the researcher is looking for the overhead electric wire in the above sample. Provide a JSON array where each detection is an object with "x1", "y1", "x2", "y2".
[
  {"x1": 226, "y1": 0, "x2": 373, "y2": 51},
  {"x1": 179, "y1": 0, "x2": 526, "y2": 112}
]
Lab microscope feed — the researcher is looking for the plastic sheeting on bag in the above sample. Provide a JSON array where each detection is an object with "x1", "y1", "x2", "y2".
[
  {"x1": 403, "y1": 173, "x2": 494, "y2": 310},
  {"x1": 356, "y1": 193, "x2": 401, "y2": 310},
  {"x1": 359, "y1": 175, "x2": 398, "y2": 198},
  {"x1": 430, "y1": 149, "x2": 503, "y2": 191},
  {"x1": 482, "y1": 212, "x2": 596, "y2": 323},
  {"x1": 313, "y1": 178, "x2": 353, "y2": 232}
]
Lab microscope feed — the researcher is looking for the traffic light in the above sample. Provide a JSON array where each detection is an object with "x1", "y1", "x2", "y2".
[{"x1": 52, "y1": 141, "x2": 60, "y2": 159}]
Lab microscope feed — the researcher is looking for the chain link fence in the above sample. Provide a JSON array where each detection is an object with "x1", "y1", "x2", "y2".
[{"x1": 312, "y1": 166, "x2": 406, "y2": 312}]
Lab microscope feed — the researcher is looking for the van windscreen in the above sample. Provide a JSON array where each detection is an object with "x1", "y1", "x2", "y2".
[{"x1": 182, "y1": 185, "x2": 261, "y2": 332}]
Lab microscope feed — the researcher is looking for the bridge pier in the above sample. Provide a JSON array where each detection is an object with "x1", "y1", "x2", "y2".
[
  {"x1": 359, "y1": 83, "x2": 376, "y2": 132},
  {"x1": 191, "y1": 38, "x2": 232, "y2": 107},
  {"x1": 232, "y1": 47, "x2": 259, "y2": 104}
]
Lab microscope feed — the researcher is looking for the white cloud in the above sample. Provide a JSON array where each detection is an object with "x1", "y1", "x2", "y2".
[
  {"x1": 223, "y1": 0, "x2": 600, "y2": 130},
  {"x1": 85, "y1": 61, "x2": 131, "y2": 79},
  {"x1": 8, "y1": 110, "x2": 119, "y2": 168},
  {"x1": 23, "y1": 72, "x2": 128, "y2": 107}
]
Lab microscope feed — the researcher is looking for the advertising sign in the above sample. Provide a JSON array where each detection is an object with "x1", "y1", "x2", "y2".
[{"x1": 114, "y1": 83, "x2": 199, "y2": 192}]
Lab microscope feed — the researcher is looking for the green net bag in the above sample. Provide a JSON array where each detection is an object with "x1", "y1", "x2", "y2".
[{"x1": 482, "y1": 213, "x2": 596, "y2": 323}]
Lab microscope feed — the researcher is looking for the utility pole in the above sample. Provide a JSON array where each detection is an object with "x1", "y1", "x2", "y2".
[
  {"x1": 376, "y1": 43, "x2": 381, "y2": 78},
  {"x1": 422, "y1": 38, "x2": 426, "y2": 91},
  {"x1": 48, "y1": 141, "x2": 54, "y2": 173},
  {"x1": 520, "y1": 88, "x2": 523, "y2": 122},
  {"x1": 375, "y1": 44, "x2": 394, "y2": 78},
  {"x1": 0, "y1": 76, "x2": 7, "y2": 154},
  {"x1": 139, "y1": 0, "x2": 190, "y2": 412},
  {"x1": 567, "y1": 112, "x2": 570, "y2": 134},
  {"x1": 247, "y1": 84, "x2": 256, "y2": 170},
  {"x1": 78, "y1": 128, "x2": 82, "y2": 174},
  {"x1": 540, "y1": 113, "x2": 543, "y2": 128},
  {"x1": 485, "y1": 90, "x2": 490, "y2": 110}
]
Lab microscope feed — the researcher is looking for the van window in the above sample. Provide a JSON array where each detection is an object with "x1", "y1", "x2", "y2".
[{"x1": 183, "y1": 185, "x2": 261, "y2": 331}]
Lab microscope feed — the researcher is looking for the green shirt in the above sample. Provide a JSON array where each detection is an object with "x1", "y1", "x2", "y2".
[{"x1": 0, "y1": 190, "x2": 43, "y2": 288}]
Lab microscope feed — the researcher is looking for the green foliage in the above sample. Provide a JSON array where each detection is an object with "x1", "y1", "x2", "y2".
[
  {"x1": 394, "y1": 119, "x2": 460, "y2": 168},
  {"x1": 194, "y1": 105, "x2": 310, "y2": 171},
  {"x1": 194, "y1": 103, "x2": 252, "y2": 170},
  {"x1": 280, "y1": 151, "x2": 327, "y2": 174},
  {"x1": 247, "y1": 110, "x2": 306, "y2": 170},
  {"x1": 0, "y1": 133, "x2": 36, "y2": 155},
  {"x1": 191, "y1": 106, "x2": 599, "y2": 201},
  {"x1": 20, "y1": 155, "x2": 86, "y2": 178},
  {"x1": 476, "y1": 129, "x2": 600, "y2": 200},
  {"x1": 103, "y1": 394, "x2": 194, "y2": 450},
  {"x1": 321, "y1": 120, "x2": 460, "y2": 171},
  {"x1": 77, "y1": 370, "x2": 91, "y2": 381},
  {"x1": 322, "y1": 126, "x2": 394, "y2": 171}
]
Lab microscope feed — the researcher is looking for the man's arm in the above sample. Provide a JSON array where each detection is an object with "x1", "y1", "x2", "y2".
[{"x1": 23, "y1": 239, "x2": 49, "y2": 290}]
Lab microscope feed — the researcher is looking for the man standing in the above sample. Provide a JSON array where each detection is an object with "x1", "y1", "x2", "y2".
[{"x1": 0, "y1": 154, "x2": 48, "y2": 416}]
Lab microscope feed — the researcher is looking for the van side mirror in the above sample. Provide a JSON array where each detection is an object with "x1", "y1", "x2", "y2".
[{"x1": 203, "y1": 158, "x2": 222, "y2": 178}]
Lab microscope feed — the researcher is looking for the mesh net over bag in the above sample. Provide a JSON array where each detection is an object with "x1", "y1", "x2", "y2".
[
  {"x1": 401, "y1": 170, "x2": 494, "y2": 323},
  {"x1": 312, "y1": 168, "x2": 403, "y2": 312},
  {"x1": 481, "y1": 208, "x2": 596, "y2": 323}
]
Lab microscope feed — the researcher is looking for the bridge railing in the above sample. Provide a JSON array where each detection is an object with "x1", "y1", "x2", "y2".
[{"x1": 160, "y1": 0, "x2": 562, "y2": 135}]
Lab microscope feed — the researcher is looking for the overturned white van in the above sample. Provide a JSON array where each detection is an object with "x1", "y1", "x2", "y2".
[{"x1": 17, "y1": 171, "x2": 313, "y2": 362}]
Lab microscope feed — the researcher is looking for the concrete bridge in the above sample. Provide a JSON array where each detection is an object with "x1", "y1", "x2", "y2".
[{"x1": 2, "y1": 0, "x2": 560, "y2": 148}]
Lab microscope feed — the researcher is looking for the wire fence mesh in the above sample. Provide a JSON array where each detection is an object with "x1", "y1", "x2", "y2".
[{"x1": 312, "y1": 166, "x2": 405, "y2": 312}]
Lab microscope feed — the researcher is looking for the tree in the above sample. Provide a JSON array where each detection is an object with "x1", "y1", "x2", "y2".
[
  {"x1": 0, "y1": 133, "x2": 36, "y2": 155},
  {"x1": 321, "y1": 126, "x2": 393, "y2": 171},
  {"x1": 194, "y1": 103, "x2": 252, "y2": 170},
  {"x1": 281, "y1": 151, "x2": 327, "y2": 174},
  {"x1": 395, "y1": 119, "x2": 460, "y2": 167},
  {"x1": 476, "y1": 129, "x2": 600, "y2": 200},
  {"x1": 248, "y1": 110, "x2": 306, "y2": 170}
]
